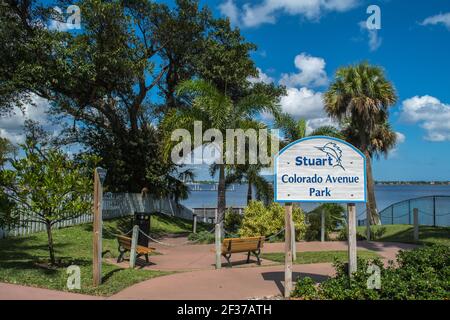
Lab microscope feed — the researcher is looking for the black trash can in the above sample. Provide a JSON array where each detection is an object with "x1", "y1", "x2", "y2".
[{"x1": 133, "y1": 212, "x2": 151, "y2": 247}]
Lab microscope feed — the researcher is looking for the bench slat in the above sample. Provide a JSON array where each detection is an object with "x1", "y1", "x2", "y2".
[
  {"x1": 221, "y1": 236, "x2": 264, "y2": 254},
  {"x1": 117, "y1": 235, "x2": 155, "y2": 254}
]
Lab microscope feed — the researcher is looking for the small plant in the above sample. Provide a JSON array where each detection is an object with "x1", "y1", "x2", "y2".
[
  {"x1": 291, "y1": 277, "x2": 318, "y2": 300},
  {"x1": 239, "y1": 201, "x2": 306, "y2": 241},
  {"x1": 305, "y1": 204, "x2": 345, "y2": 241},
  {"x1": 224, "y1": 209, "x2": 243, "y2": 234},
  {"x1": 290, "y1": 244, "x2": 450, "y2": 300},
  {"x1": 188, "y1": 231, "x2": 215, "y2": 244}
]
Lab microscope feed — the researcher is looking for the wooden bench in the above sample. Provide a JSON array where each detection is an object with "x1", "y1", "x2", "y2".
[
  {"x1": 116, "y1": 235, "x2": 156, "y2": 264},
  {"x1": 220, "y1": 236, "x2": 265, "y2": 267}
]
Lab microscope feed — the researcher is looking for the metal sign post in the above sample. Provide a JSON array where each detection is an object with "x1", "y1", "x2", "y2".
[{"x1": 274, "y1": 136, "x2": 366, "y2": 296}]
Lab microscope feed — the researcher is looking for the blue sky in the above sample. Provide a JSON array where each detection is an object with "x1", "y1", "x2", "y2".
[
  {"x1": 1, "y1": 0, "x2": 449, "y2": 181},
  {"x1": 203, "y1": 0, "x2": 450, "y2": 181}
]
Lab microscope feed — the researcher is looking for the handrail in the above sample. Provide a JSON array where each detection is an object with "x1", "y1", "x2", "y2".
[{"x1": 379, "y1": 195, "x2": 450, "y2": 216}]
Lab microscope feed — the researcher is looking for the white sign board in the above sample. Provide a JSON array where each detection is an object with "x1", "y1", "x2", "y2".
[{"x1": 274, "y1": 137, "x2": 366, "y2": 203}]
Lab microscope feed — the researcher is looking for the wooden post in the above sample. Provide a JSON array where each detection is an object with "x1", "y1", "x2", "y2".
[
  {"x1": 193, "y1": 214, "x2": 197, "y2": 234},
  {"x1": 413, "y1": 208, "x2": 419, "y2": 242},
  {"x1": 215, "y1": 222, "x2": 222, "y2": 269},
  {"x1": 347, "y1": 203, "x2": 357, "y2": 277},
  {"x1": 291, "y1": 218, "x2": 296, "y2": 262},
  {"x1": 366, "y1": 209, "x2": 371, "y2": 241},
  {"x1": 129, "y1": 225, "x2": 139, "y2": 268},
  {"x1": 92, "y1": 169, "x2": 102, "y2": 287},
  {"x1": 320, "y1": 209, "x2": 325, "y2": 242},
  {"x1": 284, "y1": 203, "x2": 293, "y2": 298}
]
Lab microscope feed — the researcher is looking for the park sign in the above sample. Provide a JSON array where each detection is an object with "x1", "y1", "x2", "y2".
[{"x1": 274, "y1": 136, "x2": 366, "y2": 203}]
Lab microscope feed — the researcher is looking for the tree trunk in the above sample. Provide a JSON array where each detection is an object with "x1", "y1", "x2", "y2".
[
  {"x1": 365, "y1": 150, "x2": 380, "y2": 225},
  {"x1": 45, "y1": 221, "x2": 56, "y2": 265},
  {"x1": 217, "y1": 164, "x2": 226, "y2": 226},
  {"x1": 247, "y1": 182, "x2": 252, "y2": 205}
]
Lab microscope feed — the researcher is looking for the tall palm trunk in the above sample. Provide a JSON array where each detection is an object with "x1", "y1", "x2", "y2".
[
  {"x1": 364, "y1": 150, "x2": 380, "y2": 225},
  {"x1": 217, "y1": 163, "x2": 226, "y2": 226},
  {"x1": 247, "y1": 182, "x2": 252, "y2": 205}
]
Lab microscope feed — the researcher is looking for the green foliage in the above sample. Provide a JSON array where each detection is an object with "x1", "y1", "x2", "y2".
[
  {"x1": 291, "y1": 245, "x2": 450, "y2": 300},
  {"x1": 188, "y1": 231, "x2": 215, "y2": 244},
  {"x1": 356, "y1": 224, "x2": 450, "y2": 246},
  {"x1": 291, "y1": 277, "x2": 319, "y2": 300},
  {"x1": 239, "y1": 201, "x2": 306, "y2": 241},
  {"x1": 305, "y1": 204, "x2": 345, "y2": 241},
  {"x1": 339, "y1": 225, "x2": 387, "y2": 241},
  {"x1": 0, "y1": 134, "x2": 94, "y2": 264},
  {"x1": 263, "y1": 250, "x2": 380, "y2": 265},
  {"x1": 0, "y1": 218, "x2": 173, "y2": 296},
  {"x1": 224, "y1": 209, "x2": 243, "y2": 233},
  {"x1": 0, "y1": 137, "x2": 15, "y2": 166}
]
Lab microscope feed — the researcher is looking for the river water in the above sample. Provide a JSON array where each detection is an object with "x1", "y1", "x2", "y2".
[{"x1": 181, "y1": 184, "x2": 450, "y2": 214}]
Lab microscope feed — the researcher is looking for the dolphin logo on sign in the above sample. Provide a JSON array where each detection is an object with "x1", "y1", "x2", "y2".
[{"x1": 315, "y1": 142, "x2": 345, "y2": 171}]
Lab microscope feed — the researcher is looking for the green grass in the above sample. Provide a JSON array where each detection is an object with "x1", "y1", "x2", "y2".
[
  {"x1": 356, "y1": 224, "x2": 450, "y2": 246},
  {"x1": 261, "y1": 250, "x2": 380, "y2": 265},
  {"x1": 0, "y1": 214, "x2": 209, "y2": 296}
]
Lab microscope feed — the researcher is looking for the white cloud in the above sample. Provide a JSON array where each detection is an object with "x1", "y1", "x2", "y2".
[
  {"x1": 400, "y1": 95, "x2": 450, "y2": 142},
  {"x1": 306, "y1": 117, "x2": 337, "y2": 133},
  {"x1": 395, "y1": 132, "x2": 406, "y2": 144},
  {"x1": 421, "y1": 12, "x2": 450, "y2": 30},
  {"x1": 279, "y1": 87, "x2": 325, "y2": 119},
  {"x1": 358, "y1": 21, "x2": 382, "y2": 51},
  {"x1": 0, "y1": 94, "x2": 51, "y2": 144},
  {"x1": 388, "y1": 132, "x2": 406, "y2": 158},
  {"x1": 260, "y1": 53, "x2": 337, "y2": 132},
  {"x1": 218, "y1": 0, "x2": 240, "y2": 27},
  {"x1": 279, "y1": 53, "x2": 328, "y2": 88},
  {"x1": 220, "y1": 0, "x2": 359, "y2": 28},
  {"x1": 248, "y1": 68, "x2": 274, "y2": 84}
]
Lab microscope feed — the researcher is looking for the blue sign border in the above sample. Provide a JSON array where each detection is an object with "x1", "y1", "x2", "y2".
[{"x1": 274, "y1": 136, "x2": 367, "y2": 203}]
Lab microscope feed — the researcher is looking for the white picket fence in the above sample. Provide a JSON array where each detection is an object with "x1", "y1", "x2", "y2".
[{"x1": 0, "y1": 193, "x2": 194, "y2": 239}]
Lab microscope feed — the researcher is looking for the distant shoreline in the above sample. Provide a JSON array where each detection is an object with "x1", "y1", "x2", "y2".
[{"x1": 374, "y1": 181, "x2": 450, "y2": 185}]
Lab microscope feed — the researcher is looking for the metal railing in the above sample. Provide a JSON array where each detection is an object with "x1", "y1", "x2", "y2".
[
  {"x1": 192, "y1": 207, "x2": 245, "y2": 224},
  {"x1": 358, "y1": 195, "x2": 450, "y2": 227}
]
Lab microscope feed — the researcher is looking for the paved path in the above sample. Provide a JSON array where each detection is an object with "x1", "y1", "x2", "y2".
[
  {"x1": 0, "y1": 283, "x2": 102, "y2": 300},
  {"x1": 107, "y1": 240, "x2": 416, "y2": 300},
  {"x1": 106, "y1": 239, "x2": 417, "y2": 272},
  {"x1": 110, "y1": 263, "x2": 334, "y2": 300},
  {"x1": 1, "y1": 240, "x2": 417, "y2": 300}
]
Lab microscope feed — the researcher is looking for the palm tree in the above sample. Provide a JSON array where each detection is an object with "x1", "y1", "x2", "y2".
[
  {"x1": 274, "y1": 112, "x2": 343, "y2": 146},
  {"x1": 225, "y1": 163, "x2": 273, "y2": 205},
  {"x1": 163, "y1": 79, "x2": 278, "y2": 225},
  {"x1": 324, "y1": 62, "x2": 397, "y2": 225}
]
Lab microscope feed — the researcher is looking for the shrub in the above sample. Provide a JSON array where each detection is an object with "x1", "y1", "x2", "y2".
[
  {"x1": 291, "y1": 277, "x2": 318, "y2": 300},
  {"x1": 305, "y1": 204, "x2": 345, "y2": 241},
  {"x1": 337, "y1": 226, "x2": 366, "y2": 241},
  {"x1": 239, "y1": 201, "x2": 306, "y2": 241},
  {"x1": 188, "y1": 231, "x2": 215, "y2": 244},
  {"x1": 224, "y1": 209, "x2": 243, "y2": 234},
  {"x1": 291, "y1": 244, "x2": 450, "y2": 300}
]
